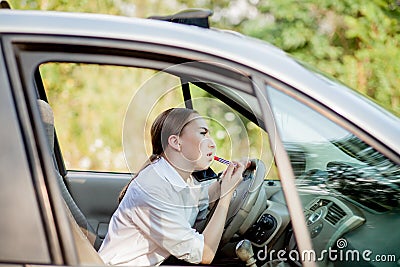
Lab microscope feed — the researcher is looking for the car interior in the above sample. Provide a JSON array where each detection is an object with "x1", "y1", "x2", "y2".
[{"x1": 37, "y1": 99, "x2": 104, "y2": 264}]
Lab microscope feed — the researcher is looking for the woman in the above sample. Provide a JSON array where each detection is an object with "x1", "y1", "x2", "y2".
[{"x1": 98, "y1": 108, "x2": 246, "y2": 266}]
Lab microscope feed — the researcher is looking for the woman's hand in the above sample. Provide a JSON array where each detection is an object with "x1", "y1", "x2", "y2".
[
  {"x1": 201, "y1": 160, "x2": 250, "y2": 264},
  {"x1": 219, "y1": 160, "x2": 249, "y2": 198}
]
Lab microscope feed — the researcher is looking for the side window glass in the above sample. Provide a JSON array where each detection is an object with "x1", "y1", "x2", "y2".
[
  {"x1": 267, "y1": 84, "x2": 400, "y2": 262},
  {"x1": 40, "y1": 63, "x2": 183, "y2": 173}
]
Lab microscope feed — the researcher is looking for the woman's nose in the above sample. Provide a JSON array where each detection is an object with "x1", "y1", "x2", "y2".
[{"x1": 208, "y1": 138, "x2": 216, "y2": 148}]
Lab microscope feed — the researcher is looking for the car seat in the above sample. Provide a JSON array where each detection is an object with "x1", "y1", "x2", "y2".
[{"x1": 38, "y1": 99, "x2": 104, "y2": 263}]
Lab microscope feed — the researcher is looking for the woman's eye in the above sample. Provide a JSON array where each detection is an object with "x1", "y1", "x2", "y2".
[{"x1": 200, "y1": 132, "x2": 207, "y2": 136}]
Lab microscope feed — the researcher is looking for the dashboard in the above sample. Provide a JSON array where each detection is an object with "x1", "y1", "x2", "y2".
[{"x1": 240, "y1": 178, "x2": 400, "y2": 266}]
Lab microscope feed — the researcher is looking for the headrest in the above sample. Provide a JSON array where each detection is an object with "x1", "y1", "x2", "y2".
[{"x1": 37, "y1": 99, "x2": 54, "y2": 150}]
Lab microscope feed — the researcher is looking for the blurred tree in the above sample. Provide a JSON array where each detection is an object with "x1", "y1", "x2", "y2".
[
  {"x1": 186, "y1": 0, "x2": 400, "y2": 116},
  {"x1": 9, "y1": 0, "x2": 187, "y2": 17},
  {"x1": 10, "y1": 0, "x2": 400, "y2": 115},
  {"x1": 9, "y1": 0, "x2": 120, "y2": 14}
]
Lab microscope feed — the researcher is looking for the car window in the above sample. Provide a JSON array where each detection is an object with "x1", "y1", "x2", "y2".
[
  {"x1": 267, "y1": 84, "x2": 400, "y2": 262},
  {"x1": 40, "y1": 60, "x2": 276, "y2": 178},
  {"x1": 40, "y1": 63, "x2": 183, "y2": 173}
]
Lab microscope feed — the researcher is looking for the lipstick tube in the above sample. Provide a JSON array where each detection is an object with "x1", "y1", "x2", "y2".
[{"x1": 214, "y1": 156, "x2": 232, "y2": 165}]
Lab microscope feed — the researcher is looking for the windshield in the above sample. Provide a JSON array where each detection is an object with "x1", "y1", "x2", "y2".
[
  {"x1": 296, "y1": 58, "x2": 400, "y2": 118},
  {"x1": 267, "y1": 85, "x2": 400, "y2": 213}
]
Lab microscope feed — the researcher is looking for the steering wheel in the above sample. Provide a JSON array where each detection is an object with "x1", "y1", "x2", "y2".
[{"x1": 220, "y1": 159, "x2": 266, "y2": 244}]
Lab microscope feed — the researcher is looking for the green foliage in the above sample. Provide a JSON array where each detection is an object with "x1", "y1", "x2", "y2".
[
  {"x1": 170, "y1": 0, "x2": 400, "y2": 116},
  {"x1": 234, "y1": 0, "x2": 400, "y2": 116},
  {"x1": 11, "y1": 0, "x2": 399, "y2": 115},
  {"x1": 10, "y1": 0, "x2": 120, "y2": 14},
  {"x1": 41, "y1": 63, "x2": 160, "y2": 171}
]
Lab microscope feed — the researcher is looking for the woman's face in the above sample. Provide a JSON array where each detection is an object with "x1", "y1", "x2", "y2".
[{"x1": 179, "y1": 114, "x2": 216, "y2": 171}]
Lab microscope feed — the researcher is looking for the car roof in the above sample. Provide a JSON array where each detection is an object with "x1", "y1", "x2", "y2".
[{"x1": 0, "y1": 9, "x2": 399, "y2": 155}]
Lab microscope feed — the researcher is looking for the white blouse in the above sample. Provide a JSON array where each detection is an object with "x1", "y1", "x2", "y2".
[{"x1": 98, "y1": 157, "x2": 209, "y2": 266}]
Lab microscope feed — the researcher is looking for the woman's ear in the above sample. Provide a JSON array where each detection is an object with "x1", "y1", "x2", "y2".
[{"x1": 168, "y1": 135, "x2": 181, "y2": 151}]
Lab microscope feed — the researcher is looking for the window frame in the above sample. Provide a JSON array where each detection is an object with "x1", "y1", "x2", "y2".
[
  {"x1": 1, "y1": 36, "x2": 70, "y2": 264},
  {"x1": 10, "y1": 34, "x2": 258, "y2": 174}
]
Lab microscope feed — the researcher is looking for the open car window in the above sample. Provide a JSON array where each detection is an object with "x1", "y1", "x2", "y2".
[
  {"x1": 40, "y1": 61, "x2": 277, "y2": 179},
  {"x1": 40, "y1": 63, "x2": 184, "y2": 173}
]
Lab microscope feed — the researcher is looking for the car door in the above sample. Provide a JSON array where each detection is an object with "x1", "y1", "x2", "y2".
[
  {"x1": 0, "y1": 41, "x2": 52, "y2": 267},
  {"x1": 0, "y1": 35, "x2": 89, "y2": 265}
]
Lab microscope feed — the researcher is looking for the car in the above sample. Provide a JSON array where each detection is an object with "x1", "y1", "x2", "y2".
[{"x1": 0, "y1": 4, "x2": 399, "y2": 267}]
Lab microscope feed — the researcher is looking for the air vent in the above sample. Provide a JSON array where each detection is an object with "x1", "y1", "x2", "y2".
[
  {"x1": 310, "y1": 198, "x2": 330, "y2": 211},
  {"x1": 325, "y1": 203, "x2": 346, "y2": 225}
]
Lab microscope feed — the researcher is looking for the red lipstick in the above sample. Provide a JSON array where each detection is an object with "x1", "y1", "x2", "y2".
[{"x1": 213, "y1": 156, "x2": 232, "y2": 165}]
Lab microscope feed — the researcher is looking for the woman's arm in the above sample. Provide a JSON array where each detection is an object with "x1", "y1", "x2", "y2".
[
  {"x1": 201, "y1": 161, "x2": 245, "y2": 264},
  {"x1": 207, "y1": 179, "x2": 221, "y2": 205}
]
